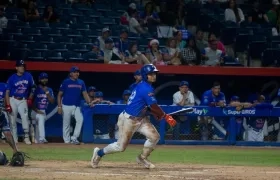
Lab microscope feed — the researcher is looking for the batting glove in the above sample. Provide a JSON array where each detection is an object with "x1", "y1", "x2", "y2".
[
  {"x1": 5, "y1": 104, "x2": 12, "y2": 113},
  {"x1": 165, "y1": 114, "x2": 177, "y2": 127},
  {"x1": 27, "y1": 99, "x2": 33, "y2": 107}
]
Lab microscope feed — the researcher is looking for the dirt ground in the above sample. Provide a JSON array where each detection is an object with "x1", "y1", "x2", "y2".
[{"x1": 0, "y1": 144, "x2": 280, "y2": 180}]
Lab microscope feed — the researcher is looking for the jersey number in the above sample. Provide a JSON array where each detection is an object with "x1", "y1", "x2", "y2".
[{"x1": 127, "y1": 90, "x2": 136, "y2": 105}]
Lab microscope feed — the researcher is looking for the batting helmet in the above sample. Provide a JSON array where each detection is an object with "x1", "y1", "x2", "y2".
[
  {"x1": 0, "y1": 151, "x2": 8, "y2": 165},
  {"x1": 141, "y1": 64, "x2": 159, "y2": 81},
  {"x1": 15, "y1": 60, "x2": 25, "y2": 67}
]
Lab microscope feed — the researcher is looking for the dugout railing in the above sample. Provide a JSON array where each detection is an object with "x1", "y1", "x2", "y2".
[{"x1": 82, "y1": 105, "x2": 280, "y2": 147}]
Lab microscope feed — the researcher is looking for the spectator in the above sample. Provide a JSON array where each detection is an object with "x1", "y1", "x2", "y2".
[
  {"x1": 43, "y1": 5, "x2": 59, "y2": 23},
  {"x1": 195, "y1": 29, "x2": 208, "y2": 51},
  {"x1": 243, "y1": 95, "x2": 268, "y2": 142},
  {"x1": 87, "y1": 86, "x2": 96, "y2": 102},
  {"x1": 202, "y1": 40, "x2": 225, "y2": 66},
  {"x1": 199, "y1": 82, "x2": 226, "y2": 140},
  {"x1": 266, "y1": 0, "x2": 279, "y2": 27},
  {"x1": 0, "y1": 8, "x2": 8, "y2": 35},
  {"x1": 173, "y1": 30, "x2": 186, "y2": 51},
  {"x1": 124, "y1": 42, "x2": 150, "y2": 64},
  {"x1": 128, "y1": 70, "x2": 142, "y2": 91},
  {"x1": 176, "y1": 0, "x2": 186, "y2": 26},
  {"x1": 208, "y1": 32, "x2": 226, "y2": 54},
  {"x1": 248, "y1": 2, "x2": 269, "y2": 24},
  {"x1": 185, "y1": 0, "x2": 201, "y2": 35},
  {"x1": 162, "y1": 38, "x2": 181, "y2": 65},
  {"x1": 114, "y1": 29, "x2": 129, "y2": 54},
  {"x1": 129, "y1": 10, "x2": 146, "y2": 34},
  {"x1": 120, "y1": 3, "x2": 137, "y2": 26},
  {"x1": 172, "y1": 81, "x2": 195, "y2": 140},
  {"x1": 95, "y1": 28, "x2": 111, "y2": 51},
  {"x1": 145, "y1": 39, "x2": 165, "y2": 65},
  {"x1": 139, "y1": 2, "x2": 160, "y2": 33},
  {"x1": 23, "y1": 0, "x2": 39, "y2": 22},
  {"x1": 181, "y1": 37, "x2": 201, "y2": 66},
  {"x1": 158, "y1": 1, "x2": 176, "y2": 26},
  {"x1": 224, "y1": 0, "x2": 245, "y2": 24},
  {"x1": 92, "y1": 42, "x2": 104, "y2": 60},
  {"x1": 116, "y1": 90, "x2": 131, "y2": 104},
  {"x1": 102, "y1": 38, "x2": 125, "y2": 64},
  {"x1": 92, "y1": 91, "x2": 114, "y2": 140}
]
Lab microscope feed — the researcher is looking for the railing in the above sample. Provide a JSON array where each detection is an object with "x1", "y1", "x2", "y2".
[{"x1": 82, "y1": 105, "x2": 280, "y2": 146}]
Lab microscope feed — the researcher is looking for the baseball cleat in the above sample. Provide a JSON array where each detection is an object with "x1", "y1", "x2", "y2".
[
  {"x1": 136, "y1": 155, "x2": 155, "y2": 169},
  {"x1": 91, "y1": 147, "x2": 101, "y2": 168},
  {"x1": 24, "y1": 137, "x2": 32, "y2": 145},
  {"x1": 70, "y1": 139, "x2": 80, "y2": 145}
]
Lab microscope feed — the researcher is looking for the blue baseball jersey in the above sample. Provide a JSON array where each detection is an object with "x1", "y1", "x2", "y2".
[
  {"x1": 0, "y1": 83, "x2": 7, "y2": 108},
  {"x1": 200, "y1": 90, "x2": 226, "y2": 106},
  {"x1": 114, "y1": 39, "x2": 129, "y2": 53},
  {"x1": 33, "y1": 86, "x2": 54, "y2": 110},
  {"x1": 247, "y1": 117, "x2": 265, "y2": 130},
  {"x1": 59, "y1": 78, "x2": 86, "y2": 106},
  {"x1": 7, "y1": 72, "x2": 34, "y2": 98},
  {"x1": 125, "y1": 81, "x2": 157, "y2": 117},
  {"x1": 129, "y1": 82, "x2": 138, "y2": 92},
  {"x1": 0, "y1": 83, "x2": 9, "y2": 132}
]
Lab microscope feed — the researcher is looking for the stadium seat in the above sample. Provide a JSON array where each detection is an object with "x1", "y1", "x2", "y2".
[
  {"x1": 30, "y1": 21, "x2": 50, "y2": 29},
  {"x1": 50, "y1": 22, "x2": 70, "y2": 30},
  {"x1": 48, "y1": 43, "x2": 68, "y2": 52},
  {"x1": 66, "y1": 29, "x2": 83, "y2": 37},
  {"x1": 221, "y1": 27, "x2": 237, "y2": 45},
  {"x1": 59, "y1": 3, "x2": 72, "y2": 10},
  {"x1": 5, "y1": 13, "x2": 18, "y2": 21},
  {"x1": 14, "y1": 43, "x2": 28, "y2": 51},
  {"x1": 0, "y1": 34, "x2": 16, "y2": 43},
  {"x1": 105, "y1": 11, "x2": 122, "y2": 19},
  {"x1": 42, "y1": 29, "x2": 62, "y2": 37},
  {"x1": 72, "y1": 3, "x2": 92, "y2": 12},
  {"x1": 22, "y1": 28, "x2": 41, "y2": 36},
  {"x1": 270, "y1": 36, "x2": 280, "y2": 42},
  {"x1": 55, "y1": 37, "x2": 75, "y2": 45},
  {"x1": 84, "y1": 11, "x2": 103, "y2": 18},
  {"x1": 64, "y1": 51, "x2": 84, "y2": 62},
  {"x1": 261, "y1": 48, "x2": 280, "y2": 67},
  {"x1": 99, "y1": 17, "x2": 116, "y2": 25},
  {"x1": 70, "y1": 24, "x2": 90, "y2": 31},
  {"x1": 83, "y1": 30, "x2": 99, "y2": 38},
  {"x1": 79, "y1": 37, "x2": 94, "y2": 45},
  {"x1": 235, "y1": 34, "x2": 252, "y2": 53},
  {"x1": 46, "y1": 51, "x2": 64, "y2": 61},
  {"x1": 28, "y1": 51, "x2": 46, "y2": 61},
  {"x1": 37, "y1": 36, "x2": 55, "y2": 44},
  {"x1": 2, "y1": 28, "x2": 22, "y2": 36},
  {"x1": 82, "y1": 52, "x2": 98, "y2": 61},
  {"x1": 66, "y1": 9, "x2": 83, "y2": 17},
  {"x1": 248, "y1": 41, "x2": 267, "y2": 66},
  {"x1": 270, "y1": 41, "x2": 280, "y2": 49},
  {"x1": 95, "y1": 4, "x2": 112, "y2": 12},
  {"x1": 16, "y1": 21, "x2": 30, "y2": 28},
  {"x1": 20, "y1": 36, "x2": 36, "y2": 44},
  {"x1": 5, "y1": 7, "x2": 22, "y2": 15},
  {"x1": 28, "y1": 43, "x2": 48, "y2": 51},
  {"x1": 68, "y1": 44, "x2": 90, "y2": 53},
  {"x1": 128, "y1": 32, "x2": 140, "y2": 41},
  {"x1": 79, "y1": 17, "x2": 97, "y2": 24},
  {"x1": 138, "y1": 39, "x2": 149, "y2": 48},
  {"x1": 9, "y1": 49, "x2": 31, "y2": 60}
]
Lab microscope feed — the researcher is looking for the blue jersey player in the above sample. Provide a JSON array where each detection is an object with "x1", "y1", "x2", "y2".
[
  {"x1": 57, "y1": 66, "x2": 92, "y2": 145},
  {"x1": 31, "y1": 73, "x2": 55, "y2": 144},
  {"x1": 5, "y1": 60, "x2": 35, "y2": 145},
  {"x1": 128, "y1": 69, "x2": 142, "y2": 91},
  {"x1": 91, "y1": 64, "x2": 177, "y2": 169},
  {"x1": 0, "y1": 82, "x2": 20, "y2": 155}
]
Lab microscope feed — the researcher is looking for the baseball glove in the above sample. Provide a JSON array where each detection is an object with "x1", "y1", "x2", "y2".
[{"x1": 9, "y1": 152, "x2": 29, "y2": 167}]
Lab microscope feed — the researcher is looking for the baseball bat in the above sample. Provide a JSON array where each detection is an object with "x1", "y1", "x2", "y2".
[{"x1": 169, "y1": 107, "x2": 194, "y2": 115}]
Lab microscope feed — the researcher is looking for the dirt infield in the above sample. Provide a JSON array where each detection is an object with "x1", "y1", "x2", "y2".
[
  {"x1": 1, "y1": 161, "x2": 280, "y2": 180},
  {"x1": 0, "y1": 144, "x2": 280, "y2": 180}
]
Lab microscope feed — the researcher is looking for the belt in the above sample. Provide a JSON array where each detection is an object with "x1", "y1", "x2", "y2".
[
  {"x1": 12, "y1": 96, "x2": 25, "y2": 100},
  {"x1": 123, "y1": 111, "x2": 143, "y2": 121}
]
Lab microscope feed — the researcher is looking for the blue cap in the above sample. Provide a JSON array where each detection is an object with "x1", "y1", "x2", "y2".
[
  {"x1": 134, "y1": 70, "x2": 141, "y2": 76},
  {"x1": 88, "y1": 86, "x2": 96, "y2": 92},
  {"x1": 70, "y1": 66, "x2": 80, "y2": 73},
  {"x1": 123, "y1": 90, "x2": 131, "y2": 96},
  {"x1": 231, "y1": 96, "x2": 240, "y2": 101},
  {"x1": 95, "y1": 91, "x2": 103, "y2": 97},
  {"x1": 105, "y1": 38, "x2": 114, "y2": 44},
  {"x1": 39, "y1": 72, "x2": 48, "y2": 79},
  {"x1": 92, "y1": 41, "x2": 99, "y2": 47},
  {"x1": 16, "y1": 60, "x2": 25, "y2": 67},
  {"x1": 179, "y1": 81, "x2": 189, "y2": 87}
]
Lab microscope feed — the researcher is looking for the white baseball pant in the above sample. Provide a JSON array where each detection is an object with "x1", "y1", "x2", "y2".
[
  {"x1": 245, "y1": 127, "x2": 264, "y2": 142},
  {"x1": 102, "y1": 112, "x2": 160, "y2": 158},
  {"x1": 93, "y1": 134, "x2": 110, "y2": 139},
  {"x1": 31, "y1": 110, "x2": 46, "y2": 142},
  {"x1": 62, "y1": 105, "x2": 83, "y2": 143},
  {"x1": 8, "y1": 97, "x2": 29, "y2": 142}
]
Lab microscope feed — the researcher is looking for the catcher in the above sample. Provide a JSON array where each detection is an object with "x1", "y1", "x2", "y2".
[{"x1": 0, "y1": 82, "x2": 27, "y2": 166}]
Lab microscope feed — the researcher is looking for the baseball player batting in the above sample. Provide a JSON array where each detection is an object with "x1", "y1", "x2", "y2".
[
  {"x1": 0, "y1": 82, "x2": 28, "y2": 167},
  {"x1": 57, "y1": 66, "x2": 92, "y2": 145},
  {"x1": 5, "y1": 60, "x2": 35, "y2": 145},
  {"x1": 31, "y1": 73, "x2": 55, "y2": 143},
  {"x1": 91, "y1": 64, "x2": 177, "y2": 169}
]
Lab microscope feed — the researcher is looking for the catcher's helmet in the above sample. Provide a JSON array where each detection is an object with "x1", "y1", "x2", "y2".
[
  {"x1": 0, "y1": 151, "x2": 8, "y2": 165},
  {"x1": 141, "y1": 64, "x2": 159, "y2": 81}
]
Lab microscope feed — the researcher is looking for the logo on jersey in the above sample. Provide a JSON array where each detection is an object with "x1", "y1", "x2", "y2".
[
  {"x1": 127, "y1": 90, "x2": 136, "y2": 105},
  {"x1": 223, "y1": 109, "x2": 256, "y2": 116}
]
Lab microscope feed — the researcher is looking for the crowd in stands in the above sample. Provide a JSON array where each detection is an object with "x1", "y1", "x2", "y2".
[{"x1": 0, "y1": 0, "x2": 280, "y2": 67}]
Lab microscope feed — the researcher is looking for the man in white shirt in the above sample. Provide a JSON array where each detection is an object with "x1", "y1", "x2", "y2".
[
  {"x1": 95, "y1": 28, "x2": 111, "y2": 51},
  {"x1": 0, "y1": 8, "x2": 8, "y2": 35},
  {"x1": 172, "y1": 81, "x2": 195, "y2": 139}
]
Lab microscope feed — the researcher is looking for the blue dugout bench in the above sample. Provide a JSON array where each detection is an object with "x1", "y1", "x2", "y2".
[{"x1": 82, "y1": 105, "x2": 280, "y2": 147}]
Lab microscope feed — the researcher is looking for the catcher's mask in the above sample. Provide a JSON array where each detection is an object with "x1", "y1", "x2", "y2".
[{"x1": 0, "y1": 151, "x2": 8, "y2": 165}]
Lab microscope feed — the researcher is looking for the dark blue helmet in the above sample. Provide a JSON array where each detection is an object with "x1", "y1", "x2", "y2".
[
  {"x1": 16, "y1": 60, "x2": 25, "y2": 67},
  {"x1": 39, "y1": 72, "x2": 48, "y2": 80},
  {"x1": 141, "y1": 64, "x2": 159, "y2": 81},
  {"x1": 0, "y1": 151, "x2": 8, "y2": 165}
]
